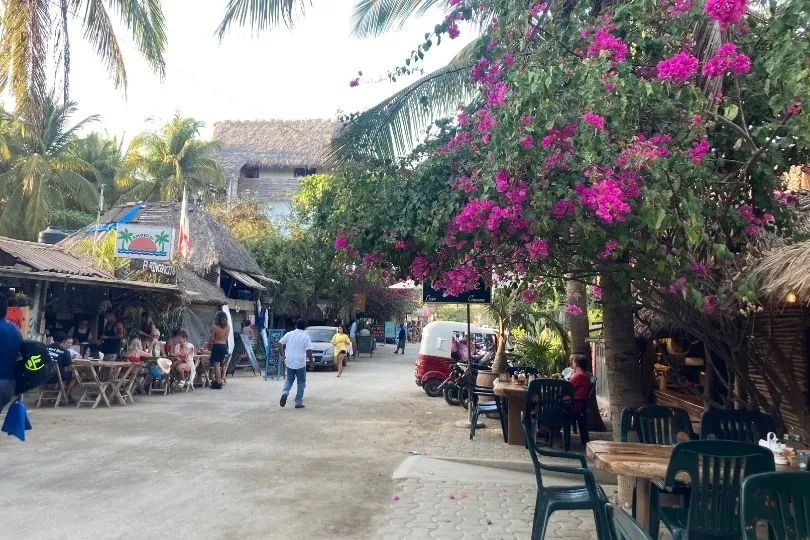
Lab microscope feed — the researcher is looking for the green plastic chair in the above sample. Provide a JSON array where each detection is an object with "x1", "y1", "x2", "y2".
[
  {"x1": 620, "y1": 406, "x2": 695, "y2": 518},
  {"x1": 649, "y1": 440, "x2": 776, "y2": 540},
  {"x1": 741, "y1": 471, "x2": 810, "y2": 540},
  {"x1": 468, "y1": 385, "x2": 506, "y2": 442},
  {"x1": 520, "y1": 411, "x2": 610, "y2": 540},
  {"x1": 605, "y1": 504, "x2": 653, "y2": 540},
  {"x1": 699, "y1": 408, "x2": 775, "y2": 443},
  {"x1": 525, "y1": 379, "x2": 575, "y2": 451}
]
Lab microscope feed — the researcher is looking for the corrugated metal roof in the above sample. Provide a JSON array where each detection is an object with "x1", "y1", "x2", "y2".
[
  {"x1": 0, "y1": 236, "x2": 111, "y2": 278},
  {"x1": 0, "y1": 268, "x2": 178, "y2": 293},
  {"x1": 222, "y1": 268, "x2": 266, "y2": 290}
]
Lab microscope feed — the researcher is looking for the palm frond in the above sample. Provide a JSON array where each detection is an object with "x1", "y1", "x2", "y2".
[
  {"x1": 0, "y1": 0, "x2": 50, "y2": 117},
  {"x1": 107, "y1": 0, "x2": 167, "y2": 79},
  {"x1": 350, "y1": 0, "x2": 444, "y2": 38},
  {"x1": 330, "y1": 57, "x2": 477, "y2": 162},
  {"x1": 217, "y1": 0, "x2": 313, "y2": 39},
  {"x1": 77, "y1": 0, "x2": 129, "y2": 90}
]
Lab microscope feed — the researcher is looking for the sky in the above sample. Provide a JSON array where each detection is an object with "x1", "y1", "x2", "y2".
[{"x1": 66, "y1": 0, "x2": 475, "y2": 141}]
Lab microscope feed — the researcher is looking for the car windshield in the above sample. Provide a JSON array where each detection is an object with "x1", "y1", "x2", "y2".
[{"x1": 307, "y1": 328, "x2": 336, "y2": 343}]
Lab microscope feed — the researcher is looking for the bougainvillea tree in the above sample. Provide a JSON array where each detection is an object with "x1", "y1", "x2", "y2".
[{"x1": 323, "y1": 0, "x2": 809, "y2": 426}]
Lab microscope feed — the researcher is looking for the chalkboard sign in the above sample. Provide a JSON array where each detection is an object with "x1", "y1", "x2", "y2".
[
  {"x1": 422, "y1": 279, "x2": 492, "y2": 304},
  {"x1": 228, "y1": 333, "x2": 259, "y2": 375},
  {"x1": 263, "y1": 329, "x2": 284, "y2": 380}
]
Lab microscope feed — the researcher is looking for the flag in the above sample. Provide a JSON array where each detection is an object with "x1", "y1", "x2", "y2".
[{"x1": 179, "y1": 187, "x2": 191, "y2": 258}]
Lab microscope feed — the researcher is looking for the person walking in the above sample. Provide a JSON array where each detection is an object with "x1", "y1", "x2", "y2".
[
  {"x1": 330, "y1": 326, "x2": 352, "y2": 377},
  {"x1": 278, "y1": 320, "x2": 313, "y2": 408},
  {"x1": 395, "y1": 324, "x2": 407, "y2": 354},
  {"x1": 0, "y1": 294, "x2": 22, "y2": 413}
]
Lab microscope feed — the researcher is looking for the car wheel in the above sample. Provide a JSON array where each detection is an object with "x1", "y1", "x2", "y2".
[{"x1": 423, "y1": 378, "x2": 442, "y2": 397}]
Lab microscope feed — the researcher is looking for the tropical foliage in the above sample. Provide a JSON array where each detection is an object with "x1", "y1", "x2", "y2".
[
  {"x1": 0, "y1": 98, "x2": 98, "y2": 239},
  {"x1": 0, "y1": 0, "x2": 167, "y2": 117},
  {"x1": 118, "y1": 114, "x2": 226, "y2": 203}
]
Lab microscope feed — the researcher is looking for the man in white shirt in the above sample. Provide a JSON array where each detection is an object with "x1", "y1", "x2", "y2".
[{"x1": 278, "y1": 319, "x2": 313, "y2": 409}]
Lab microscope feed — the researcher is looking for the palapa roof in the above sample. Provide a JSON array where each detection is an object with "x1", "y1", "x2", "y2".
[
  {"x1": 60, "y1": 202, "x2": 264, "y2": 277},
  {"x1": 213, "y1": 119, "x2": 337, "y2": 183},
  {"x1": 753, "y1": 191, "x2": 810, "y2": 304}
]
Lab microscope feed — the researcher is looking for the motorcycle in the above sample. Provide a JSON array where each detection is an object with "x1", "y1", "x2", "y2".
[{"x1": 439, "y1": 361, "x2": 490, "y2": 409}]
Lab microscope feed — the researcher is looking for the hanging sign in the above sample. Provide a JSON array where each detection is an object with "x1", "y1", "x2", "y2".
[
  {"x1": 115, "y1": 224, "x2": 175, "y2": 261},
  {"x1": 422, "y1": 279, "x2": 492, "y2": 304},
  {"x1": 7, "y1": 306, "x2": 28, "y2": 333},
  {"x1": 130, "y1": 259, "x2": 178, "y2": 284}
]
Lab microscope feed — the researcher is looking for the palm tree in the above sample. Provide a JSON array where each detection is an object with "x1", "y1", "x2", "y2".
[
  {"x1": 0, "y1": 98, "x2": 99, "y2": 240},
  {"x1": 118, "y1": 114, "x2": 226, "y2": 203},
  {"x1": 71, "y1": 132, "x2": 127, "y2": 209},
  {"x1": 118, "y1": 228, "x2": 134, "y2": 250},
  {"x1": 484, "y1": 288, "x2": 535, "y2": 374},
  {"x1": 154, "y1": 231, "x2": 170, "y2": 252},
  {"x1": 218, "y1": 0, "x2": 488, "y2": 161},
  {"x1": 0, "y1": 0, "x2": 167, "y2": 119}
]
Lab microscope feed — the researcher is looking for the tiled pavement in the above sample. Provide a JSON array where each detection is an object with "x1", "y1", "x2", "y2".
[{"x1": 373, "y1": 394, "x2": 616, "y2": 539}]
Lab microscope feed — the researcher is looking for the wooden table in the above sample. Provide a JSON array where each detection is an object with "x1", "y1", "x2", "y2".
[
  {"x1": 586, "y1": 440, "x2": 791, "y2": 530},
  {"x1": 72, "y1": 359, "x2": 138, "y2": 408},
  {"x1": 493, "y1": 380, "x2": 528, "y2": 446}
]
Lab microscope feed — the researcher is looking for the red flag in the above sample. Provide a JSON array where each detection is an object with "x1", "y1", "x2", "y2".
[{"x1": 179, "y1": 187, "x2": 190, "y2": 258}]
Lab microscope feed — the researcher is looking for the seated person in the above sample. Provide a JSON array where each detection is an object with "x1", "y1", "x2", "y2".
[
  {"x1": 124, "y1": 335, "x2": 150, "y2": 363},
  {"x1": 171, "y1": 330, "x2": 194, "y2": 387},
  {"x1": 567, "y1": 354, "x2": 594, "y2": 444},
  {"x1": 46, "y1": 333, "x2": 78, "y2": 401},
  {"x1": 163, "y1": 329, "x2": 181, "y2": 357}
]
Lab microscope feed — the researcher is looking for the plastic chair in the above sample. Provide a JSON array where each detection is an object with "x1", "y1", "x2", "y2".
[
  {"x1": 649, "y1": 440, "x2": 776, "y2": 540},
  {"x1": 699, "y1": 408, "x2": 775, "y2": 443},
  {"x1": 469, "y1": 385, "x2": 506, "y2": 442},
  {"x1": 605, "y1": 504, "x2": 653, "y2": 540},
  {"x1": 525, "y1": 379, "x2": 575, "y2": 451},
  {"x1": 521, "y1": 411, "x2": 610, "y2": 540},
  {"x1": 620, "y1": 406, "x2": 695, "y2": 518},
  {"x1": 741, "y1": 471, "x2": 810, "y2": 540}
]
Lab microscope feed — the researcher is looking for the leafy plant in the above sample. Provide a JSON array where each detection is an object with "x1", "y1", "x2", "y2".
[{"x1": 517, "y1": 336, "x2": 562, "y2": 376}]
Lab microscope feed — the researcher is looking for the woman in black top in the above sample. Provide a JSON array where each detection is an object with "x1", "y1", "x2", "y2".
[{"x1": 99, "y1": 309, "x2": 124, "y2": 360}]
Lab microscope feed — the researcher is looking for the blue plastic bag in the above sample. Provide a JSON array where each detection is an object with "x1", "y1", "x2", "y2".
[{"x1": 2, "y1": 398, "x2": 31, "y2": 441}]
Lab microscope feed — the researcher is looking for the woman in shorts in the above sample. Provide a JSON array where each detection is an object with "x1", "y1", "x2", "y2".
[
  {"x1": 206, "y1": 312, "x2": 230, "y2": 389},
  {"x1": 330, "y1": 326, "x2": 352, "y2": 378}
]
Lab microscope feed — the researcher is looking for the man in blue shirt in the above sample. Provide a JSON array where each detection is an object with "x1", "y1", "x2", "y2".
[{"x1": 0, "y1": 294, "x2": 23, "y2": 413}]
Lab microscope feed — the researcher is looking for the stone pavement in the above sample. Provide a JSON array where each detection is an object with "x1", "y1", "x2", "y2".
[{"x1": 373, "y1": 356, "x2": 617, "y2": 540}]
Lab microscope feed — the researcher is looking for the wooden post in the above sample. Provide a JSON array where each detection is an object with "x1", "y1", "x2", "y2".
[{"x1": 467, "y1": 303, "x2": 473, "y2": 425}]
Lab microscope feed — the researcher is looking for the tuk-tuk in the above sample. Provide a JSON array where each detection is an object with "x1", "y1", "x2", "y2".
[{"x1": 415, "y1": 321, "x2": 496, "y2": 397}]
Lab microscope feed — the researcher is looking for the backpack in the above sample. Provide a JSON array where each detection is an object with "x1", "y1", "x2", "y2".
[{"x1": 15, "y1": 340, "x2": 56, "y2": 393}]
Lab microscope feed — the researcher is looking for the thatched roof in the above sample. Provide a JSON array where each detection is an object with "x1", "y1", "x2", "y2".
[
  {"x1": 212, "y1": 119, "x2": 337, "y2": 183},
  {"x1": 59, "y1": 201, "x2": 264, "y2": 280},
  {"x1": 753, "y1": 191, "x2": 810, "y2": 304}
]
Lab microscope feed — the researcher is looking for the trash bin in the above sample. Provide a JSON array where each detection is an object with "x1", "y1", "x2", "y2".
[{"x1": 357, "y1": 335, "x2": 374, "y2": 357}]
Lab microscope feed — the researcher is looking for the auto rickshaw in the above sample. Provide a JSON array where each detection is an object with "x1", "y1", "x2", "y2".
[{"x1": 415, "y1": 321, "x2": 496, "y2": 397}]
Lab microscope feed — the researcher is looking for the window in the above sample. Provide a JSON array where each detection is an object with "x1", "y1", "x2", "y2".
[
  {"x1": 242, "y1": 165, "x2": 259, "y2": 179},
  {"x1": 294, "y1": 167, "x2": 318, "y2": 178}
]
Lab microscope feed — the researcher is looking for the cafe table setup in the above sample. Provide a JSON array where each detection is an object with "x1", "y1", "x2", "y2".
[
  {"x1": 493, "y1": 378, "x2": 530, "y2": 445},
  {"x1": 71, "y1": 358, "x2": 139, "y2": 408}
]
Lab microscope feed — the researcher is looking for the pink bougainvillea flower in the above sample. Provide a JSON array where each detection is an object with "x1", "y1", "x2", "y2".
[
  {"x1": 521, "y1": 114, "x2": 533, "y2": 125},
  {"x1": 591, "y1": 285, "x2": 602, "y2": 298},
  {"x1": 526, "y1": 238, "x2": 549, "y2": 261},
  {"x1": 689, "y1": 137, "x2": 711, "y2": 164},
  {"x1": 661, "y1": 0, "x2": 692, "y2": 17},
  {"x1": 691, "y1": 260, "x2": 711, "y2": 276},
  {"x1": 585, "y1": 26, "x2": 629, "y2": 62},
  {"x1": 363, "y1": 252, "x2": 382, "y2": 266},
  {"x1": 410, "y1": 256, "x2": 431, "y2": 280},
  {"x1": 565, "y1": 304, "x2": 584, "y2": 316},
  {"x1": 495, "y1": 170, "x2": 510, "y2": 192},
  {"x1": 520, "y1": 289, "x2": 537, "y2": 303},
  {"x1": 392, "y1": 495, "x2": 400, "y2": 502},
  {"x1": 447, "y1": 22, "x2": 461, "y2": 39},
  {"x1": 457, "y1": 112, "x2": 469, "y2": 125},
  {"x1": 520, "y1": 135, "x2": 534, "y2": 150},
  {"x1": 701, "y1": 295, "x2": 718, "y2": 314},
  {"x1": 503, "y1": 54, "x2": 515, "y2": 68},
  {"x1": 551, "y1": 199, "x2": 576, "y2": 219},
  {"x1": 582, "y1": 112, "x2": 606, "y2": 131},
  {"x1": 604, "y1": 81, "x2": 617, "y2": 92},
  {"x1": 702, "y1": 43, "x2": 751, "y2": 77},
  {"x1": 334, "y1": 234, "x2": 348, "y2": 250},
  {"x1": 349, "y1": 78, "x2": 360, "y2": 88},
  {"x1": 528, "y1": 2, "x2": 547, "y2": 16},
  {"x1": 615, "y1": 134, "x2": 671, "y2": 169},
  {"x1": 599, "y1": 239, "x2": 620, "y2": 260},
  {"x1": 669, "y1": 277, "x2": 687, "y2": 294},
  {"x1": 704, "y1": 0, "x2": 746, "y2": 29},
  {"x1": 690, "y1": 115, "x2": 702, "y2": 128},
  {"x1": 575, "y1": 178, "x2": 632, "y2": 224},
  {"x1": 656, "y1": 52, "x2": 699, "y2": 84},
  {"x1": 487, "y1": 81, "x2": 509, "y2": 107},
  {"x1": 395, "y1": 240, "x2": 407, "y2": 250}
]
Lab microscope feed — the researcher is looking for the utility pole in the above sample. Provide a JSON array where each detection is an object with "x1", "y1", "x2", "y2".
[{"x1": 93, "y1": 184, "x2": 105, "y2": 257}]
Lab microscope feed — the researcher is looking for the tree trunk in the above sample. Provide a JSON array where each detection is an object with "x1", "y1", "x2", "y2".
[
  {"x1": 601, "y1": 271, "x2": 645, "y2": 435},
  {"x1": 491, "y1": 322, "x2": 508, "y2": 374},
  {"x1": 566, "y1": 278, "x2": 590, "y2": 363}
]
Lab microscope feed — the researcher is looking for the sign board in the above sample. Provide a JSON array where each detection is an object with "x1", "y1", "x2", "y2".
[
  {"x1": 353, "y1": 293, "x2": 367, "y2": 312},
  {"x1": 263, "y1": 329, "x2": 285, "y2": 380},
  {"x1": 228, "y1": 333, "x2": 259, "y2": 376},
  {"x1": 130, "y1": 259, "x2": 177, "y2": 284},
  {"x1": 371, "y1": 324, "x2": 385, "y2": 342},
  {"x1": 422, "y1": 279, "x2": 492, "y2": 304},
  {"x1": 7, "y1": 306, "x2": 28, "y2": 334},
  {"x1": 115, "y1": 224, "x2": 175, "y2": 261},
  {"x1": 384, "y1": 322, "x2": 396, "y2": 339}
]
